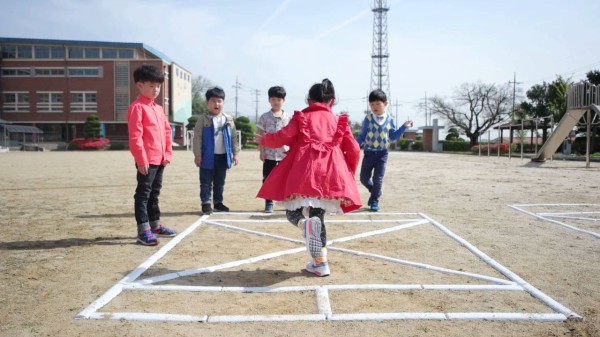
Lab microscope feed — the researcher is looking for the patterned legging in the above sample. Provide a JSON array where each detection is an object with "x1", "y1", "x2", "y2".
[{"x1": 286, "y1": 207, "x2": 327, "y2": 247}]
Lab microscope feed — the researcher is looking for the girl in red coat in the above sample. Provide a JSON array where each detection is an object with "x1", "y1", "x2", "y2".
[{"x1": 256, "y1": 79, "x2": 361, "y2": 276}]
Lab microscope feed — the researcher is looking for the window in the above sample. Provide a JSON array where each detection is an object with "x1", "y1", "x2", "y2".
[
  {"x1": 85, "y1": 47, "x2": 100, "y2": 59},
  {"x1": 118, "y1": 49, "x2": 134, "y2": 59},
  {"x1": 70, "y1": 92, "x2": 97, "y2": 112},
  {"x1": 68, "y1": 47, "x2": 84, "y2": 59},
  {"x1": 2, "y1": 92, "x2": 30, "y2": 112},
  {"x1": 1, "y1": 45, "x2": 17, "y2": 58},
  {"x1": 67, "y1": 67, "x2": 102, "y2": 77},
  {"x1": 35, "y1": 67, "x2": 65, "y2": 77},
  {"x1": 102, "y1": 48, "x2": 117, "y2": 58},
  {"x1": 35, "y1": 46, "x2": 50, "y2": 58},
  {"x1": 17, "y1": 45, "x2": 33, "y2": 58},
  {"x1": 50, "y1": 46, "x2": 65, "y2": 59},
  {"x1": 36, "y1": 92, "x2": 64, "y2": 112},
  {"x1": 1, "y1": 68, "x2": 32, "y2": 77}
]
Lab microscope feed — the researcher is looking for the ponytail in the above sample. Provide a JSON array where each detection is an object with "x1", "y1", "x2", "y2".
[{"x1": 308, "y1": 78, "x2": 336, "y2": 104}]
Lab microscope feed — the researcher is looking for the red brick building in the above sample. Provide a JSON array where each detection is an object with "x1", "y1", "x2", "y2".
[{"x1": 0, "y1": 37, "x2": 191, "y2": 147}]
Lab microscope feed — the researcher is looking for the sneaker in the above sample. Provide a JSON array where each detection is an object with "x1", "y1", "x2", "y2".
[
  {"x1": 303, "y1": 217, "x2": 323, "y2": 258},
  {"x1": 137, "y1": 229, "x2": 159, "y2": 246},
  {"x1": 367, "y1": 199, "x2": 373, "y2": 207},
  {"x1": 201, "y1": 204, "x2": 213, "y2": 215},
  {"x1": 214, "y1": 202, "x2": 229, "y2": 212},
  {"x1": 305, "y1": 260, "x2": 330, "y2": 277},
  {"x1": 151, "y1": 225, "x2": 177, "y2": 237},
  {"x1": 370, "y1": 201, "x2": 380, "y2": 212},
  {"x1": 264, "y1": 201, "x2": 273, "y2": 213}
]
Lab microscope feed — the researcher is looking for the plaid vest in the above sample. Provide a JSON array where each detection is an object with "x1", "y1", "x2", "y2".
[{"x1": 363, "y1": 114, "x2": 392, "y2": 151}]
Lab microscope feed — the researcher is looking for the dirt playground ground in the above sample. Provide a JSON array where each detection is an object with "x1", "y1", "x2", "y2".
[{"x1": 0, "y1": 150, "x2": 599, "y2": 337}]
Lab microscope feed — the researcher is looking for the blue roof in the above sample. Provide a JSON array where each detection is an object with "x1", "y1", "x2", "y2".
[{"x1": 0, "y1": 37, "x2": 172, "y2": 63}]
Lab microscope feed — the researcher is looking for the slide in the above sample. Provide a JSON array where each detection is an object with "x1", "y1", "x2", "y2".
[{"x1": 530, "y1": 108, "x2": 586, "y2": 162}]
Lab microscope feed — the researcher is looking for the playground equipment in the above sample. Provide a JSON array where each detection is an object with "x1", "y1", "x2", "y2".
[{"x1": 531, "y1": 83, "x2": 600, "y2": 164}]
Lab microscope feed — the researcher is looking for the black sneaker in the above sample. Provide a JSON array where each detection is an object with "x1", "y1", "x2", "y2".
[
  {"x1": 213, "y1": 202, "x2": 229, "y2": 212},
  {"x1": 201, "y1": 203, "x2": 213, "y2": 215}
]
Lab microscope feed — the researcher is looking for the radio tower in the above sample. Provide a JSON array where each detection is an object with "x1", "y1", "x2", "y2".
[{"x1": 370, "y1": 0, "x2": 390, "y2": 97}]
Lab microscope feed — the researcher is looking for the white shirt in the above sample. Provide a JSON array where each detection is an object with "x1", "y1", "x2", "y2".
[{"x1": 213, "y1": 115, "x2": 227, "y2": 154}]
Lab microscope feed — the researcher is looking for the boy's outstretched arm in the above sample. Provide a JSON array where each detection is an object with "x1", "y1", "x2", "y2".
[
  {"x1": 355, "y1": 118, "x2": 369, "y2": 146},
  {"x1": 389, "y1": 119, "x2": 413, "y2": 141}
]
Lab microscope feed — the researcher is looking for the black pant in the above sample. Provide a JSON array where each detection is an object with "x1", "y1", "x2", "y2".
[
  {"x1": 134, "y1": 164, "x2": 164, "y2": 226},
  {"x1": 262, "y1": 159, "x2": 279, "y2": 203}
]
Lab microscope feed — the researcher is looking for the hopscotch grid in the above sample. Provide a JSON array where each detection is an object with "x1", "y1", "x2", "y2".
[
  {"x1": 76, "y1": 212, "x2": 580, "y2": 322},
  {"x1": 509, "y1": 203, "x2": 600, "y2": 239}
]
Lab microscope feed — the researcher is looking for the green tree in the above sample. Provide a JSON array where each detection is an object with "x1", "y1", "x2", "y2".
[
  {"x1": 186, "y1": 115, "x2": 198, "y2": 130},
  {"x1": 445, "y1": 127, "x2": 461, "y2": 141},
  {"x1": 586, "y1": 70, "x2": 600, "y2": 85},
  {"x1": 429, "y1": 82, "x2": 512, "y2": 146},
  {"x1": 234, "y1": 116, "x2": 255, "y2": 147},
  {"x1": 83, "y1": 114, "x2": 101, "y2": 139},
  {"x1": 192, "y1": 75, "x2": 213, "y2": 115},
  {"x1": 547, "y1": 75, "x2": 571, "y2": 121}
]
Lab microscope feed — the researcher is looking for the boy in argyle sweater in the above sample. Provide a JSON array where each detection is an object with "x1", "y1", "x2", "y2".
[{"x1": 356, "y1": 89, "x2": 413, "y2": 211}]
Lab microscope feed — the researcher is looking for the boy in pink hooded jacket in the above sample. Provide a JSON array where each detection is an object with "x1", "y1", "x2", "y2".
[{"x1": 127, "y1": 64, "x2": 176, "y2": 246}]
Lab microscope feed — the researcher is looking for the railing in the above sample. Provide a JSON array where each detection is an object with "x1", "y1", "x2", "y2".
[{"x1": 567, "y1": 83, "x2": 600, "y2": 109}]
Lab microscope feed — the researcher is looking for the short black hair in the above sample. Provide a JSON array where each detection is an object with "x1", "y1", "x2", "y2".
[
  {"x1": 133, "y1": 64, "x2": 165, "y2": 83},
  {"x1": 205, "y1": 86, "x2": 226, "y2": 101},
  {"x1": 308, "y1": 78, "x2": 335, "y2": 103},
  {"x1": 368, "y1": 89, "x2": 387, "y2": 103},
  {"x1": 268, "y1": 86, "x2": 286, "y2": 99}
]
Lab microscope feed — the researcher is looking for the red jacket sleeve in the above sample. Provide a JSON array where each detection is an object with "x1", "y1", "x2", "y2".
[
  {"x1": 261, "y1": 114, "x2": 300, "y2": 148},
  {"x1": 163, "y1": 112, "x2": 173, "y2": 162},
  {"x1": 341, "y1": 125, "x2": 360, "y2": 175},
  {"x1": 127, "y1": 104, "x2": 148, "y2": 166}
]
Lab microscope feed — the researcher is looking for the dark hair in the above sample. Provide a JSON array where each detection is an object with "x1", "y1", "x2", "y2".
[
  {"x1": 268, "y1": 86, "x2": 286, "y2": 99},
  {"x1": 368, "y1": 89, "x2": 387, "y2": 103},
  {"x1": 205, "y1": 86, "x2": 226, "y2": 101},
  {"x1": 133, "y1": 64, "x2": 165, "y2": 83},
  {"x1": 308, "y1": 78, "x2": 335, "y2": 103}
]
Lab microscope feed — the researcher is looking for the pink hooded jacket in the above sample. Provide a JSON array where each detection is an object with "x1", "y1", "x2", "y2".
[{"x1": 127, "y1": 95, "x2": 173, "y2": 166}]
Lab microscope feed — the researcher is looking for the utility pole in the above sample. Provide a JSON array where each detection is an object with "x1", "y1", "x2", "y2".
[
  {"x1": 391, "y1": 99, "x2": 402, "y2": 123},
  {"x1": 232, "y1": 76, "x2": 242, "y2": 118},
  {"x1": 508, "y1": 73, "x2": 523, "y2": 159},
  {"x1": 252, "y1": 89, "x2": 261, "y2": 123},
  {"x1": 421, "y1": 92, "x2": 429, "y2": 126}
]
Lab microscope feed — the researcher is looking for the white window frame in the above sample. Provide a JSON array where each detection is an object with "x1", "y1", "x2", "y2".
[
  {"x1": 70, "y1": 91, "x2": 98, "y2": 113},
  {"x1": 1, "y1": 67, "x2": 33, "y2": 77},
  {"x1": 36, "y1": 91, "x2": 64, "y2": 113},
  {"x1": 34, "y1": 67, "x2": 66, "y2": 77},
  {"x1": 2, "y1": 91, "x2": 30, "y2": 112},
  {"x1": 67, "y1": 67, "x2": 102, "y2": 77}
]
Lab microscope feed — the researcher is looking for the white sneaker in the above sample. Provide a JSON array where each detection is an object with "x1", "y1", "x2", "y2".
[
  {"x1": 305, "y1": 260, "x2": 330, "y2": 277},
  {"x1": 303, "y1": 217, "x2": 323, "y2": 258}
]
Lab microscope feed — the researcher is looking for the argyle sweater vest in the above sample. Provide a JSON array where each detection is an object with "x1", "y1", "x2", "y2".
[{"x1": 363, "y1": 114, "x2": 392, "y2": 151}]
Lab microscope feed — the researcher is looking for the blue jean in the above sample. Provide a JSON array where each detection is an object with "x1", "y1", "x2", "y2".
[
  {"x1": 359, "y1": 150, "x2": 388, "y2": 204},
  {"x1": 199, "y1": 154, "x2": 228, "y2": 205},
  {"x1": 134, "y1": 164, "x2": 164, "y2": 228}
]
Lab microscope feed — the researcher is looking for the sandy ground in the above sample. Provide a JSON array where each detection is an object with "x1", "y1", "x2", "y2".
[{"x1": 0, "y1": 149, "x2": 598, "y2": 337}]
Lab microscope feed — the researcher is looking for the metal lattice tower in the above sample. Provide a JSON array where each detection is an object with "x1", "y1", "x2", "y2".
[{"x1": 370, "y1": 0, "x2": 390, "y2": 96}]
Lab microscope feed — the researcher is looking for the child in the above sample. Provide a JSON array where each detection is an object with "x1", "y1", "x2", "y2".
[
  {"x1": 256, "y1": 79, "x2": 361, "y2": 277},
  {"x1": 356, "y1": 89, "x2": 413, "y2": 212},
  {"x1": 192, "y1": 87, "x2": 240, "y2": 215},
  {"x1": 127, "y1": 64, "x2": 177, "y2": 246},
  {"x1": 256, "y1": 86, "x2": 291, "y2": 213}
]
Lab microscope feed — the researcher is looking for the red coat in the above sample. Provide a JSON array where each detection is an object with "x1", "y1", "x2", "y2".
[
  {"x1": 257, "y1": 103, "x2": 362, "y2": 213},
  {"x1": 127, "y1": 95, "x2": 173, "y2": 166}
]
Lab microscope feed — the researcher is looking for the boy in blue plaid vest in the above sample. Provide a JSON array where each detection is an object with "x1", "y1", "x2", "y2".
[{"x1": 356, "y1": 89, "x2": 413, "y2": 211}]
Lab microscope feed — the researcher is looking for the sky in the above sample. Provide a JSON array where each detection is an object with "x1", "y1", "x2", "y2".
[{"x1": 2, "y1": 0, "x2": 600, "y2": 130}]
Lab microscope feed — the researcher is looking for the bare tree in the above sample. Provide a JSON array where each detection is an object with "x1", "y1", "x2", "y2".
[
  {"x1": 192, "y1": 75, "x2": 213, "y2": 101},
  {"x1": 429, "y1": 82, "x2": 512, "y2": 146}
]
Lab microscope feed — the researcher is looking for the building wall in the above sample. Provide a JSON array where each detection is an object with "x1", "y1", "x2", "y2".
[{"x1": 0, "y1": 39, "x2": 189, "y2": 144}]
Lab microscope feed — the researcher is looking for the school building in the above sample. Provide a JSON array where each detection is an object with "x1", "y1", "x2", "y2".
[{"x1": 0, "y1": 37, "x2": 192, "y2": 148}]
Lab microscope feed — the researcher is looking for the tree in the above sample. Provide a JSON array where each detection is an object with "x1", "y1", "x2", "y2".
[
  {"x1": 192, "y1": 75, "x2": 213, "y2": 115},
  {"x1": 234, "y1": 116, "x2": 255, "y2": 147},
  {"x1": 186, "y1": 115, "x2": 198, "y2": 130},
  {"x1": 445, "y1": 127, "x2": 462, "y2": 141},
  {"x1": 429, "y1": 82, "x2": 512, "y2": 146},
  {"x1": 83, "y1": 114, "x2": 101, "y2": 139},
  {"x1": 586, "y1": 70, "x2": 600, "y2": 85},
  {"x1": 546, "y1": 75, "x2": 570, "y2": 121}
]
